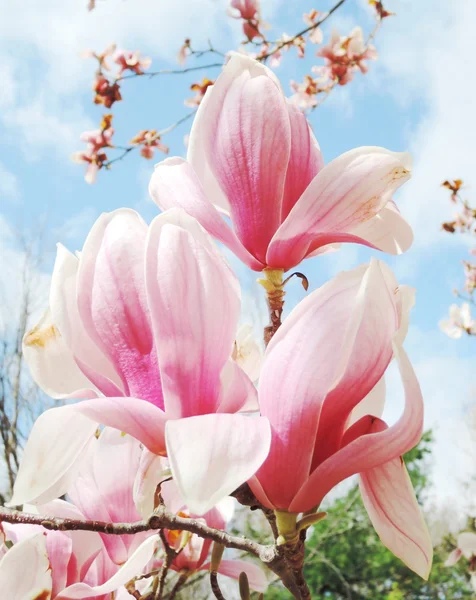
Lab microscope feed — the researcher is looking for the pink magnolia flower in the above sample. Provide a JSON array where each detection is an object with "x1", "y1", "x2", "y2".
[
  {"x1": 114, "y1": 49, "x2": 152, "y2": 76},
  {"x1": 72, "y1": 116, "x2": 114, "y2": 183},
  {"x1": 93, "y1": 75, "x2": 122, "y2": 107},
  {"x1": 439, "y1": 303, "x2": 476, "y2": 338},
  {"x1": 0, "y1": 501, "x2": 158, "y2": 599},
  {"x1": 135, "y1": 456, "x2": 268, "y2": 592},
  {"x1": 177, "y1": 38, "x2": 191, "y2": 65},
  {"x1": 149, "y1": 54, "x2": 413, "y2": 272},
  {"x1": 12, "y1": 208, "x2": 270, "y2": 515},
  {"x1": 317, "y1": 27, "x2": 377, "y2": 85},
  {"x1": 229, "y1": 0, "x2": 263, "y2": 40},
  {"x1": 303, "y1": 9, "x2": 323, "y2": 44},
  {"x1": 248, "y1": 260, "x2": 432, "y2": 579}
]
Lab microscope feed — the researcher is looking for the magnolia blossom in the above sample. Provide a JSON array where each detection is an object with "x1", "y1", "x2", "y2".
[
  {"x1": 149, "y1": 54, "x2": 413, "y2": 272},
  {"x1": 11, "y1": 208, "x2": 270, "y2": 515},
  {"x1": 229, "y1": 0, "x2": 263, "y2": 40},
  {"x1": 114, "y1": 49, "x2": 152, "y2": 76},
  {"x1": 93, "y1": 74, "x2": 122, "y2": 107},
  {"x1": 303, "y1": 9, "x2": 323, "y2": 44},
  {"x1": 135, "y1": 453, "x2": 268, "y2": 592},
  {"x1": 249, "y1": 260, "x2": 432, "y2": 579},
  {"x1": 177, "y1": 38, "x2": 191, "y2": 65},
  {"x1": 445, "y1": 532, "x2": 476, "y2": 592},
  {"x1": 72, "y1": 115, "x2": 114, "y2": 183},
  {"x1": 463, "y1": 261, "x2": 476, "y2": 293},
  {"x1": 130, "y1": 129, "x2": 169, "y2": 159},
  {"x1": 290, "y1": 73, "x2": 327, "y2": 109},
  {"x1": 439, "y1": 303, "x2": 476, "y2": 338},
  {"x1": 0, "y1": 502, "x2": 158, "y2": 599},
  {"x1": 317, "y1": 27, "x2": 377, "y2": 85}
]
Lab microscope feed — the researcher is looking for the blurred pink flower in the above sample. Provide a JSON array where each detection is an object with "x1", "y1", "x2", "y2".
[
  {"x1": 184, "y1": 78, "x2": 215, "y2": 107},
  {"x1": 130, "y1": 129, "x2": 169, "y2": 159},
  {"x1": 114, "y1": 49, "x2": 152, "y2": 76}
]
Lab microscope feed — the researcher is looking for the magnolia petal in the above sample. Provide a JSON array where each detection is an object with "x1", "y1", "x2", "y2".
[
  {"x1": 165, "y1": 414, "x2": 271, "y2": 515},
  {"x1": 350, "y1": 200, "x2": 413, "y2": 255},
  {"x1": 146, "y1": 223, "x2": 240, "y2": 418},
  {"x1": 289, "y1": 342, "x2": 423, "y2": 512},
  {"x1": 51, "y1": 243, "x2": 123, "y2": 394},
  {"x1": 22, "y1": 309, "x2": 96, "y2": 399},
  {"x1": 192, "y1": 53, "x2": 291, "y2": 263},
  {"x1": 8, "y1": 406, "x2": 97, "y2": 507},
  {"x1": 55, "y1": 535, "x2": 159, "y2": 599},
  {"x1": 77, "y1": 209, "x2": 162, "y2": 405},
  {"x1": 0, "y1": 534, "x2": 52, "y2": 599},
  {"x1": 233, "y1": 324, "x2": 263, "y2": 383},
  {"x1": 267, "y1": 147, "x2": 412, "y2": 270},
  {"x1": 200, "y1": 559, "x2": 268, "y2": 592},
  {"x1": 281, "y1": 102, "x2": 323, "y2": 221},
  {"x1": 445, "y1": 547, "x2": 463, "y2": 567},
  {"x1": 217, "y1": 359, "x2": 259, "y2": 413},
  {"x1": 360, "y1": 457, "x2": 433, "y2": 579},
  {"x1": 73, "y1": 396, "x2": 168, "y2": 455},
  {"x1": 149, "y1": 158, "x2": 263, "y2": 270}
]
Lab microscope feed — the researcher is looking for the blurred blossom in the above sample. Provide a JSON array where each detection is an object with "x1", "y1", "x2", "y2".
[
  {"x1": 114, "y1": 49, "x2": 152, "y2": 76},
  {"x1": 177, "y1": 38, "x2": 191, "y2": 65},
  {"x1": 303, "y1": 9, "x2": 323, "y2": 44},
  {"x1": 439, "y1": 303, "x2": 476, "y2": 339},
  {"x1": 130, "y1": 130, "x2": 169, "y2": 159},
  {"x1": 184, "y1": 78, "x2": 214, "y2": 107}
]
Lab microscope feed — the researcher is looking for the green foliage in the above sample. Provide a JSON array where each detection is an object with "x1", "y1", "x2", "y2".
[{"x1": 266, "y1": 432, "x2": 475, "y2": 599}]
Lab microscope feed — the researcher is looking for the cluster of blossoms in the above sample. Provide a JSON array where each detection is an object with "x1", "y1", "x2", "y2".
[
  {"x1": 445, "y1": 531, "x2": 476, "y2": 593},
  {"x1": 440, "y1": 179, "x2": 476, "y2": 338},
  {"x1": 130, "y1": 130, "x2": 169, "y2": 160},
  {"x1": 184, "y1": 78, "x2": 215, "y2": 107},
  {"x1": 228, "y1": 0, "x2": 265, "y2": 41},
  {"x1": 71, "y1": 114, "x2": 114, "y2": 184},
  {"x1": 7, "y1": 53, "x2": 433, "y2": 598}
]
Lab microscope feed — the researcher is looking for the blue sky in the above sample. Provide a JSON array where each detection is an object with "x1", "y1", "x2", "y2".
[{"x1": 1, "y1": 0, "x2": 475, "y2": 519}]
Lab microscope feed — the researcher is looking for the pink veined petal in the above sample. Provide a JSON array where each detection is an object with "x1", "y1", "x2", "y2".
[
  {"x1": 267, "y1": 147, "x2": 412, "y2": 270},
  {"x1": 7, "y1": 405, "x2": 97, "y2": 507},
  {"x1": 349, "y1": 200, "x2": 413, "y2": 255},
  {"x1": 72, "y1": 396, "x2": 168, "y2": 456},
  {"x1": 22, "y1": 308, "x2": 97, "y2": 399},
  {"x1": 51, "y1": 243, "x2": 124, "y2": 394},
  {"x1": 254, "y1": 261, "x2": 395, "y2": 510},
  {"x1": 55, "y1": 535, "x2": 159, "y2": 599},
  {"x1": 216, "y1": 359, "x2": 259, "y2": 413},
  {"x1": 187, "y1": 85, "x2": 232, "y2": 215},
  {"x1": 281, "y1": 101, "x2": 323, "y2": 221},
  {"x1": 146, "y1": 223, "x2": 240, "y2": 418},
  {"x1": 445, "y1": 547, "x2": 463, "y2": 567},
  {"x1": 288, "y1": 341, "x2": 423, "y2": 513},
  {"x1": 196, "y1": 53, "x2": 291, "y2": 263},
  {"x1": 0, "y1": 534, "x2": 52, "y2": 599},
  {"x1": 45, "y1": 531, "x2": 73, "y2": 596},
  {"x1": 360, "y1": 455, "x2": 433, "y2": 580},
  {"x1": 77, "y1": 209, "x2": 163, "y2": 408},
  {"x1": 38, "y1": 499, "x2": 104, "y2": 580},
  {"x1": 310, "y1": 259, "x2": 397, "y2": 469},
  {"x1": 149, "y1": 158, "x2": 263, "y2": 270},
  {"x1": 199, "y1": 559, "x2": 268, "y2": 592},
  {"x1": 165, "y1": 414, "x2": 271, "y2": 515}
]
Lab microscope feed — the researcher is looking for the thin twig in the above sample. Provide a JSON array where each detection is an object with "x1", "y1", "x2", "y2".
[
  {"x1": 155, "y1": 530, "x2": 177, "y2": 599},
  {"x1": 210, "y1": 571, "x2": 227, "y2": 600},
  {"x1": 118, "y1": 62, "x2": 223, "y2": 81}
]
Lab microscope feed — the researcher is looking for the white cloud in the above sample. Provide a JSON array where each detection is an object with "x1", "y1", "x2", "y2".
[
  {"x1": 376, "y1": 0, "x2": 476, "y2": 250},
  {"x1": 55, "y1": 206, "x2": 99, "y2": 242}
]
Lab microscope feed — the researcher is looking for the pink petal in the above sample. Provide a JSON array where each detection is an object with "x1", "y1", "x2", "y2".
[
  {"x1": 254, "y1": 261, "x2": 396, "y2": 510},
  {"x1": 22, "y1": 309, "x2": 97, "y2": 399},
  {"x1": 73, "y1": 396, "x2": 168, "y2": 455},
  {"x1": 267, "y1": 147, "x2": 412, "y2": 270},
  {"x1": 77, "y1": 209, "x2": 163, "y2": 407},
  {"x1": 0, "y1": 534, "x2": 52, "y2": 599},
  {"x1": 165, "y1": 414, "x2": 271, "y2": 515},
  {"x1": 200, "y1": 559, "x2": 268, "y2": 592},
  {"x1": 349, "y1": 200, "x2": 413, "y2": 255},
  {"x1": 281, "y1": 102, "x2": 323, "y2": 221},
  {"x1": 55, "y1": 535, "x2": 159, "y2": 599},
  {"x1": 192, "y1": 54, "x2": 291, "y2": 263},
  {"x1": 149, "y1": 158, "x2": 263, "y2": 270},
  {"x1": 217, "y1": 359, "x2": 259, "y2": 413},
  {"x1": 146, "y1": 222, "x2": 240, "y2": 417},
  {"x1": 445, "y1": 548, "x2": 463, "y2": 567},
  {"x1": 45, "y1": 531, "x2": 73, "y2": 596},
  {"x1": 7, "y1": 405, "x2": 97, "y2": 507},
  {"x1": 360, "y1": 456, "x2": 432, "y2": 579},
  {"x1": 51, "y1": 243, "x2": 123, "y2": 394},
  {"x1": 289, "y1": 342, "x2": 423, "y2": 512}
]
